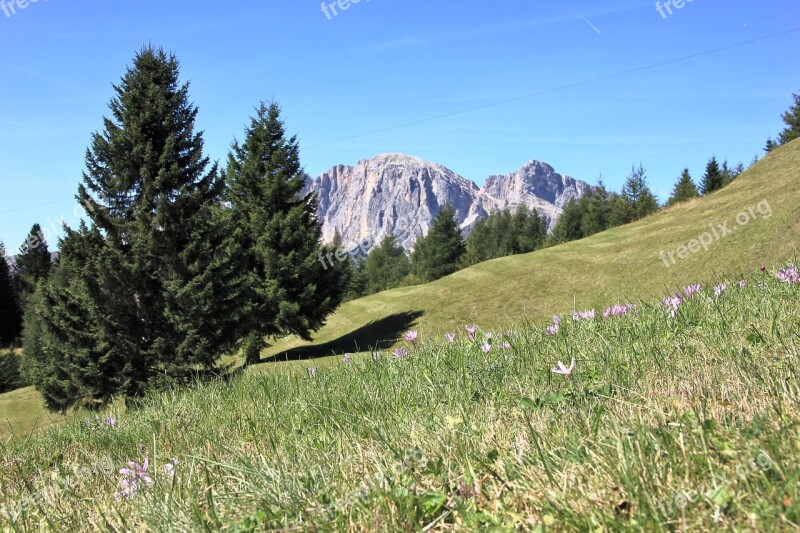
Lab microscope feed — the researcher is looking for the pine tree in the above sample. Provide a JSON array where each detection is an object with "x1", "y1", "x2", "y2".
[
  {"x1": 411, "y1": 205, "x2": 466, "y2": 282},
  {"x1": 700, "y1": 157, "x2": 724, "y2": 195},
  {"x1": 224, "y1": 101, "x2": 343, "y2": 365},
  {"x1": 13, "y1": 223, "x2": 52, "y2": 306},
  {"x1": 667, "y1": 168, "x2": 699, "y2": 206},
  {"x1": 515, "y1": 206, "x2": 548, "y2": 253},
  {"x1": 551, "y1": 200, "x2": 585, "y2": 243},
  {"x1": 364, "y1": 234, "x2": 410, "y2": 294},
  {"x1": 32, "y1": 45, "x2": 249, "y2": 407},
  {"x1": 579, "y1": 184, "x2": 612, "y2": 237},
  {"x1": 621, "y1": 165, "x2": 659, "y2": 220},
  {"x1": 777, "y1": 92, "x2": 800, "y2": 146},
  {"x1": 607, "y1": 193, "x2": 634, "y2": 228},
  {"x1": 0, "y1": 242, "x2": 22, "y2": 346},
  {"x1": 765, "y1": 138, "x2": 778, "y2": 153}
]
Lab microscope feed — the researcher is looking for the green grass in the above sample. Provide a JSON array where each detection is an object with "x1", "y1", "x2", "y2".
[
  {"x1": 1, "y1": 267, "x2": 799, "y2": 530},
  {"x1": 262, "y1": 139, "x2": 800, "y2": 362}
]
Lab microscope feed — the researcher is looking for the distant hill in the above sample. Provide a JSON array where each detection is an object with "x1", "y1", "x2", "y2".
[
  {"x1": 304, "y1": 153, "x2": 589, "y2": 251},
  {"x1": 266, "y1": 139, "x2": 800, "y2": 360}
]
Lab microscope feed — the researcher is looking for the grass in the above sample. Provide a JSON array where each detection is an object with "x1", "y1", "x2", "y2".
[{"x1": 1, "y1": 267, "x2": 799, "y2": 530}]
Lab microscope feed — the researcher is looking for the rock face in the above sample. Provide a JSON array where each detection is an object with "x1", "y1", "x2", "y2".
[{"x1": 304, "y1": 153, "x2": 589, "y2": 252}]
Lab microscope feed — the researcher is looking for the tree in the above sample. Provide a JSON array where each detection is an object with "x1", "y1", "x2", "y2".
[
  {"x1": 621, "y1": 165, "x2": 659, "y2": 220},
  {"x1": 412, "y1": 205, "x2": 466, "y2": 282},
  {"x1": 579, "y1": 184, "x2": 612, "y2": 237},
  {"x1": 30, "y1": 46, "x2": 248, "y2": 410},
  {"x1": 550, "y1": 199, "x2": 585, "y2": 244},
  {"x1": 224, "y1": 101, "x2": 343, "y2": 365},
  {"x1": 777, "y1": 92, "x2": 800, "y2": 146},
  {"x1": 700, "y1": 157, "x2": 724, "y2": 195},
  {"x1": 13, "y1": 223, "x2": 52, "y2": 306},
  {"x1": 364, "y1": 234, "x2": 410, "y2": 294},
  {"x1": 0, "y1": 243, "x2": 22, "y2": 346},
  {"x1": 667, "y1": 168, "x2": 699, "y2": 206},
  {"x1": 515, "y1": 205, "x2": 548, "y2": 253}
]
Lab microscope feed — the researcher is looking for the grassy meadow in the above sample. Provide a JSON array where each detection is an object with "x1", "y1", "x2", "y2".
[{"x1": 1, "y1": 267, "x2": 799, "y2": 530}]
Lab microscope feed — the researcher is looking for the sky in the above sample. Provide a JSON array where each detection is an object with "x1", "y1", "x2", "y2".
[{"x1": 0, "y1": 0, "x2": 798, "y2": 252}]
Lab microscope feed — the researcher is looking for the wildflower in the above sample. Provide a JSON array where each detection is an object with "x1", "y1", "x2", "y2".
[
  {"x1": 738, "y1": 280, "x2": 747, "y2": 288},
  {"x1": 104, "y1": 417, "x2": 117, "y2": 428},
  {"x1": 663, "y1": 294, "x2": 682, "y2": 318},
  {"x1": 444, "y1": 333, "x2": 456, "y2": 343},
  {"x1": 393, "y1": 348, "x2": 408, "y2": 359},
  {"x1": 551, "y1": 358, "x2": 575, "y2": 378},
  {"x1": 372, "y1": 352, "x2": 381, "y2": 361},
  {"x1": 603, "y1": 304, "x2": 634, "y2": 319},
  {"x1": 307, "y1": 367, "x2": 317, "y2": 378},
  {"x1": 465, "y1": 324, "x2": 478, "y2": 341},
  {"x1": 553, "y1": 315, "x2": 561, "y2": 325},
  {"x1": 546, "y1": 323, "x2": 560, "y2": 336},
  {"x1": 713, "y1": 283, "x2": 728, "y2": 298},
  {"x1": 683, "y1": 284, "x2": 701, "y2": 299},
  {"x1": 404, "y1": 330, "x2": 418, "y2": 343},
  {"x1": 85, "y1": 415, "x2": 100, "y2": 428},
  {"x1": 778, "y1": 264, "x2": 799, "y2": 284},
  {"x1": 480, "y1": 343, "x2": 491, "y2": 355},
  {"x1": 160, "y1": 458, "x2": 178, "y2": 476},
  {"x1": 116, "y1": 458, "x2": 153, "y2": 499},
  {"x1": 499, "y1": 342, "x2": 511, "y2": 350},
  {"x1": 572, "y1": 309, "x2": 596, "y2": 321},
  {"x1": 343, "y1": 354, "x2": 352, "y2": 364}
]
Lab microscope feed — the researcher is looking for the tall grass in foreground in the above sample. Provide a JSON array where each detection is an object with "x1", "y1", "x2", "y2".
[{"x1": 1, "y1": 266, "x2": 799, "y2": 531}]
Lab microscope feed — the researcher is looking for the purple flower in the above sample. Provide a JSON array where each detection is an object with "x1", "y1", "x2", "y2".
[
  {"x1": 480, "y1": 343, "x2": 491, "y2": 355},
  {"x1": 738, "y1": 280, "x2": 747, "y2": 288},
  {"x1": 444, "y1": 333, "x2": 456, "y2": 343},
  {"x1": 778, "y1": 264, "x2": 799, "y2": 284},
  {"x1": 160, "y1": 458, "x2": 178, "y2": 475},
  {"x1": 404, "y1": 330, "x2": 418, "y2": 343},
  {"x1": 553, "y1": 315, "x2": 561, "y2": 325},
  {"x1": 682, "y1": 284, "x2": 701, "y2": 299},
  {"x1": 713, "y1": 283, "x2": 728, "y2": 298},
  {"x1": 572, "y1": 309, "x2": 596, "y2": 321},
  {"x1": 343, "y1": 354, "x2": 352, "y2": 364},
  {"x1": 603, "y1": 304, "x2": 634, "y2": 319},
  {"x1": 116, "y1": 457, "x2": 153, "y2": 499},
  {"x1": 372, "y1": 352, "x2": 381, "y2": 361},
  {"x1": 307, "y1": 367, "x2": 317, "y2": 378},
  {"x1": 393, "y1": 348, "x2": 408, "y2": 359},
  {"x1": 663, "y1": 294, "x2": 683, "y2": 318},
  {"x1": 465, "y1": 325, "x2": 478, "y2": 335},
  {"x1": 484, "y1": 332, "x2": 493, "y2": 339},
  {"x1": 546, "y1": 323, "x2": 560, "y2": 336},
  {"x1": 499, "y1": 342, "x2": 511, "y2": 350},
  {"x1": 104, "y1": 417, "x2": 117, "y2": 428},
  {"x1": 551, "y1": 358, "x2": 575, "y2": 378}
]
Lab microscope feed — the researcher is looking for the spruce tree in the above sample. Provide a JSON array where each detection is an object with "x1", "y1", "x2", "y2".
[
  {"x1": 411, "y1": 205, "x2": 466, "y2": 282},
  {"x1": 579, "y1": 184, "x2": 612, "y2": 237},
  {"x1": 515, "y1": 206, "x2": 548, "y2": 253},
  {"x1": 777, "y1": 92, "x2": 800, "y2": 146},
  {"x1": 621, "y1": 165, "x2": 659, "y2": 220},
  {"x1": 607, "y1": 193, "x2": 634, "y2": 228},
  {"x1": 667, "y1": 168, "x2": 699, "y2": 206},
  {"x1": 35, "y1": 45, "x2": 250, "y2": 406},
  {"x1": 700, "y1": 157, "x2": 724, "y2": 195},
  {"x1": 0, "y1": 243, "x2": 22, "y2": 346},
  {"x1": 13, "y1": 223, "x2": 52, "y2": 306},
  {"x1": 224, "y1": 102, "x2": 343, "y2": 365},
  {"x1": 551, "y1": 200, "x2": 585, "y2": 243},
  {"x1": 364, "y1": 234, "x2": 410, "y2": 294}
]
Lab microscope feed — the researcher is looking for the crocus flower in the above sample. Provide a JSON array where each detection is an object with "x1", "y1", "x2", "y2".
[
  {"x1": 393, "y1": 348, "x2": 408, "y2": 359},
  {"x1": 104, "y1": 417, "x2": 117, "y2": 428},
  {"x1": 480, "y1": 343, "x2": 491, "y2": 355},
  {"x1": 738, "y1": 280, "x2": 747, "y2": 288},
  {"x1": 553, "y1": 315, "x2": 561, "y2": 325},
  {"x1": 572, "y1": 309, "x2": 596, "y2": 321},
  {"x1": 444, "y1": 333, "x2": 456, "y2": 343},
  {"x1": 404, "y1": 330, "x2": 418, "y2": 343},
  {"x1": 663, "y1": 294, "x2": 682, "y2": 318},
  {"x1": 713, "y1": 283, "x2": 728, "y2": 297},
  {"x1": 546, "y1": 323, "x2": 560, "y2": 336},
  {"x1": 372, "y1": 352, "x2": 381, "y2": 361},
  {"x1": 778, "y1": 264, "x2": 799, "y2": 284},
  {"x1": 343, "y1": 354, "x2": 352, "y2": 364},
  {"x1": 683, "y1": 284, "x2": 701, "y2": 299},
  {"x1": 160, "y1": 458, "x2": 178, "y2": 475},
  {"x1": 499, "y1": 342, "x2": 511, "y2": 350},
  {"x1": 119, "y1": 458, "x2": 153, "y2": 486},
  {"x1": 465, "y1": 324, "x2": 478, "y2": 341},
  {"x1": 307, "y1": 367, "x2": 317, "y2": 378},
  {"x1": 603, "y1": 304, "x2": 634, "y2": 319},
  {"x1": 551, "y1": 358, "x2": 575, "y2": 378},
  {"x1": 484, "y1": 332, "x2": 493, "y2": 339}
]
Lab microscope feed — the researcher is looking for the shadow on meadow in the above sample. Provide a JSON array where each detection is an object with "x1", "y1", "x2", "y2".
[{"x1": 260, "y1": 310, "x2": 424, "y2": 363}]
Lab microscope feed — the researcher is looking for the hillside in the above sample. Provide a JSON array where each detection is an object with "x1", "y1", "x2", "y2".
[{"x1": 263, "y1": 140, "x2": 800, "y2": 363}]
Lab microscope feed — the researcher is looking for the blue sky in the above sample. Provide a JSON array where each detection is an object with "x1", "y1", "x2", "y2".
[{"x1": 0, "y1": 0, "x2": 798, "y2": 252}]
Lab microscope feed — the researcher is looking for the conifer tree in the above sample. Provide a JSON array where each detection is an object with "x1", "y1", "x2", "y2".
[
  {"x1": 700, "y1": 157, "x2": 724, "y2": 195},
  {"x1": 13, "y1": 223, "x2": 52, "y2": 306},
  {"x1": 224, "y1": 102, "x2": 343, "y2": 365},
  {"x1": 411, "y1": 205, "x2": 465, "y2": 282},
  {"x1": 364, "y1": 234, "x2": 410, "y2": 294},
  {"x1": 551, "y1": 200, "x2": 585, "y2": 243},
  {"x1": 515, "y1": 206, "x2": 548, "y2": 253},
  {"x1": 777, "y1": 92, "x2": 800, "y2": 146},
  {"x1": 29, "y1": 45, "x2": 248, "y2": 408},
  {"x1": 621, "y1": 165, "x2": 659, "y2": 220},
  {"x1": 667, "y1": 168, "x2": 699, "y2": 206},
  {"x1": 0, "y1": 242, "x2": 22, "y2": 346}
]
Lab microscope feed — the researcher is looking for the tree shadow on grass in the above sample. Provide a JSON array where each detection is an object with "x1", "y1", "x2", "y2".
[{"x1": 260, "y1": 311, "x2": 424, "y2": 363}]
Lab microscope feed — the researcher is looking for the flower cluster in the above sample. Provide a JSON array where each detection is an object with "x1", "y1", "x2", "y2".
[
  {"x1": 603, "y1": 304, "x2": 635, "y2": 319},
  {"x1": 778, "y1": 264, "x2": 799, "y2": 284},
  {"x1": 115, "y1": 458, "x2": 153, "y2": 500},
  {"x1": 683, "y1": 283, "x2": 701, "y2": 299},
  {"x1": 546, "y1": 316, "x2": 561, "y2": 336},
  {"x1": 572, "y1": 309, "x2": 596, "y2": 321},
  {"x1": 663, "y1": 294, "x2": 683, "y2": 318},
  {"x1": 713, "y1": 283, "x2": 728, "y2": 298}
]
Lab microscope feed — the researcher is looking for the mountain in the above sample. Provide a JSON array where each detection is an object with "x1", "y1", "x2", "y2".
[{"x1": 304, "y1": 154, "x2": 590, "y2": 252}]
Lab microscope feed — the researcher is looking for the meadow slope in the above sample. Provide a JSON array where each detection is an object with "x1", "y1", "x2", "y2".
[{"x1": 263, "y1": 139, "x2": 800, "y2": 362}]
